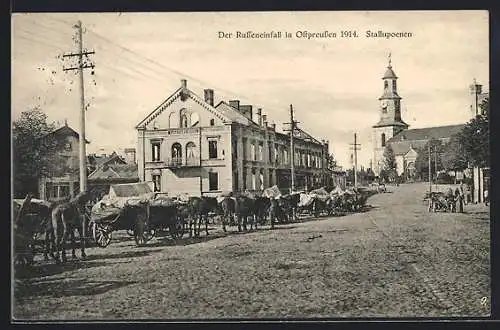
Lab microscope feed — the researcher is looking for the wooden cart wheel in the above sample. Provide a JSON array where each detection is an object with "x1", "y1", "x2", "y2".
[
  {"x1": 145, "y1": 228, "x2": 156, "y2": 241},
  {"x1": 134, "y1": 231, "x2": 147, "y2": 246},
  {"x1": 92, "y1": 222, "x2": 112, "y2": 248},
  {"x1": 169, "y1": 220, "x2": 185, "y2": 239}
]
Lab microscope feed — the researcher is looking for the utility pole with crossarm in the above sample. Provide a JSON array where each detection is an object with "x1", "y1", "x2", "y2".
[{"x1": 62, "y1": 20, "x2": 95, "y2": 194}]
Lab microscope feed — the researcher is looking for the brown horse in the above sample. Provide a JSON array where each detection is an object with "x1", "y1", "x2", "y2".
[
  {"x1": 219, "y1": 197, "x2": 236, "y2": 232},
  {"x1": 51, "y1": 191, "x2": 89, "y2": 263}
]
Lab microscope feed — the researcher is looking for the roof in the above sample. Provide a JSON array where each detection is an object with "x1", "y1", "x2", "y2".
[
  {"x1": 383, "y1": 66, "x2": 398, "y2": 79},
  {"x1": 215, "y1": 101, "x2": 258, "y2": 126},
  {"x1": 88, "y1": 164, "x2": 139, "y2": 180},
  {"x1": 135, "y1": 86, "x2": 229, "y2": 129},
  {"x1": 88, "y1": 152, "x2": 127, "y2": 167},
  {"x1": 45, "y1": 124, "x2": 91, "y2": 144},
  {"x1": 379, "y1": 89, "x2": 401, "y2": 99},
  {"x1": 109, "y1": 182, "x2": 152, "y2": 197},
  {"x1": 387, "y1": 124, "x2": 464, "y2": 144},
  {"x1": 373, "y1": 118, "x2": 409, "y2": 128}
]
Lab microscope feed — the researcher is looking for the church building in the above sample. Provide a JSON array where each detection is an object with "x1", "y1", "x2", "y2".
[{"x1": 372, "y1": 56, "x2": 488, "y2": 186}]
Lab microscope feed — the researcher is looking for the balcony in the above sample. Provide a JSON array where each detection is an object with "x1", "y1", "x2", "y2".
[{"x1": 166, "y1": 157, "x2": 201, "y2": 168}]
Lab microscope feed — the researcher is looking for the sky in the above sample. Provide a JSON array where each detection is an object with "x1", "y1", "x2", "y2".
[{"x1": 11, "y1": 11, "x2": 489, "y2": 169}]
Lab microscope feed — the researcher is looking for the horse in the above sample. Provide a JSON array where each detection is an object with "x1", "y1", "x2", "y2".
[
  {"x1": 234, "y1": 195, "x2": 257, "y2": 232},
  {"x1": 51, "y1": 191, "x2": 89, "y2": 263},
  {"x1": 13, "y1": 195, "x2": 68, "y2": 263},
  {"x1": 254, "y1": 196, "x2": 270, "y2": 225},
  {"x1": 187, "y1": 196, "x2": 219, "y2": 237},
  {"x1": 219, "y1": 196, "x2": 236, "y2": 232}
]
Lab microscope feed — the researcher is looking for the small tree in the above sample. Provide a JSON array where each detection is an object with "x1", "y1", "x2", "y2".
[
  {"x1": 12, "y1": 108, "x2": 69, "y2": 198},
  {"x1": 327, "y1": 153, "x2": 337, "y2": 171},
  {"x1": 382, "y1": 145, "x2": 397, "y2": 182},
  {"x1": 441, "y1": 133, "x2": 468, "y2": 173},
  {"x1": 458, "y1": 98, "x2": 489, "y2": 168}
]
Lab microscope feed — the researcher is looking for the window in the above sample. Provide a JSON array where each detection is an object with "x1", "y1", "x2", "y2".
[
  {"x1": 64, "y1": 141, "x2": 72, "y2": 151},
  {"x1": 381, "y1": 133, "x2": 386, "y2": 147},
  {"x1": 250, "y1": 143, "x2": 255, "y2": 161},
  {"x1": 172, "y1": 143, "x2": 182, "y2": 165},
  {"x1": 152, "y1": 174, "x2": 161, "y2": 192},
  {"x1": 258, "y1": 144, "x2": 263, "y2": 161},
  {"x1": 186, "y1": 142, "x2": 196, "y2": 159},
  {"x1": 151, "y1": 141, "x2": 161, "y2": 161},
  {"x1": 283, "y1": 149, "x2": 288, "y2": 164},
  {"x1": 259, "y1": 172, "x2": 264, "y2": 190},
  {"x1": 180, "y1": 114, "x2": 188, "y2": 128},
  {"x1": 384, "y1": 81, "x2": 388, "y2": 89},
  {"x1": 392, "y1": 80, "x2": 397, "y2": 90},
  {"x1": 252, "y1": 171, "x2": 256, "y2": 190},
  {"x1": 209, "y1": 172, "x2": 218, "y2": 191},
  {"x1": 208, "y1": 140, "x2": 218, "y2": 159},
  {"x1": 210, "y1": 119, "x2": 215, "y2": 126}
]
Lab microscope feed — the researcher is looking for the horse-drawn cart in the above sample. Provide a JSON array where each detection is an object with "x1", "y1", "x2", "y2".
[{"x1": 90, "y1": 183, "x2": 185, "y2": 248}]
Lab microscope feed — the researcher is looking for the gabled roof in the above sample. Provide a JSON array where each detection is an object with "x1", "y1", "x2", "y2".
[
  {"x1": 88, "y1": 164, "x2": 138, "y2": 180},
  {"x1": 135, "y1": 86, "x2": 230, "y2": 129},
  {"x1": 44, "y1": 124, "x2": 90, "y2": 143},
  {"x1": 215, "y1": 101, "x2": 258, "y2": 126},
  {"x1": 88, "y1": 152, "x2": 127, "y2": 167},
  {"x1": 292, "y1": 126, "x2": 322, "y2": 144},
  {"x1": 387, "y1": 124, "x2": 464, "y2": 144}
]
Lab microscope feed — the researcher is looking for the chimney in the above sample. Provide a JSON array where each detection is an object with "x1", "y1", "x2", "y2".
[
  {"x1": 239, "y1": 105, "x2": 253, "y2": 120},
  {"x1": 204, "y1": 89, "x2": 214, "y2": 106},
  {"x1": 181, "y1": 79, "x2": 187, "y2": 89},
  {"x1": 228, "y1": 100, "x2": 240, "y2": 110},
  {"x1": 256, "y1": 108, "x2": 262, "y2": 125},
  {"x1": 124, "y1": 148, "x2": 137, "y2": 164}
]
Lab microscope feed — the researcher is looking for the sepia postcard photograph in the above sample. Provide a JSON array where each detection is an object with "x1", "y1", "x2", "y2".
[{"x1": 11, "y1": 10, "x2": 490, "y2": 320}]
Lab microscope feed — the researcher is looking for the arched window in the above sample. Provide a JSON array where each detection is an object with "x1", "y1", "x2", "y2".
[
  {"x1": 186, "y1": 142, "x2": 196, "y2": 159},
  {"x1": 392, "y1": 80, "x2": 397, "y2": 90},
  {"x1": 210, "y1": 118, "x2": 215, "y2": 126},
  {"x1": 381, "y1": 133, "x2": 386, "y2": 147},
  {"x1": 180, "y1": 114, "x2": 188, "y2": 128},
  {"x1": 384, "y1": 81, "x2": 388, "y2": 89},
  {"x1": 171, "y1": 143, "x2": 182, "y2": 165}
]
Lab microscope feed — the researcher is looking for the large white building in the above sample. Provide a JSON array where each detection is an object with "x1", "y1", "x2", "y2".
[{"x1": 135, "y1": 79, "x2": 332, "y2": 197}]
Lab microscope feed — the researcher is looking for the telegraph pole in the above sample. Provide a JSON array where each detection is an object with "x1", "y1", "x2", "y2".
[
  {"x1": 428, "y1": 144, "x2": 432, "y2": 193},
  {"x1": 283, "y1": 104, "x2": 299, "y2": 193},
  {"x1": 349, "y1": 133, "x2": 361, "y2": 187},
  {"x1": 63, "y1": 20, "x2": 95, "y2": 193},
  {"x1": 434, "y1": 147, "x2": 438, "y2": 190}
]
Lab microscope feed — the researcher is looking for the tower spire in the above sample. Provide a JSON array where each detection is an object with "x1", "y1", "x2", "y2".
[{"x1": 388, "y1": 52, "x2": 392, "y2": 67}]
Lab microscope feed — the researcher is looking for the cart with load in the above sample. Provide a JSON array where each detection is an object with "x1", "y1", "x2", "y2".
[{"x1": 90, "y1": 182, "x2": 186, "y2": 247}]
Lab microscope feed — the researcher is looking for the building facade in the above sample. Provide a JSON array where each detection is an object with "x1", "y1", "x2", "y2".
[
  {"x1": 38, "y1": 123, "x2": 89, "y2": 201},
  {"x1": 135, "y1": 79, "x2": 330, "y2": 197}
]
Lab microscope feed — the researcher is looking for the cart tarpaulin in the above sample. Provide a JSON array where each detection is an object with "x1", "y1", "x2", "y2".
[
  {"x1": 262, "y1": 185, "x2": 282, "y2": 199},
  {"x1": 109, "y1": 182, "x2": 153, "y2": 198},
  {"x1": 330, "y1": 186, "x2": 345, "y2": 196},
  {"x1": 298, "y1": 193, "x2": 314, "y2": 207},
  {"x1": 150, "y1": 196, "x2": 177, "y2": 208},
  {"x1": 309, "y1": 187, "x2": 330, "y2": 201}
]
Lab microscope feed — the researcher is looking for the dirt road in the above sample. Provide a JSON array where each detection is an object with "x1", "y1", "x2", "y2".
[{"x1": 13, "y1": 183, "x2": 490, "y2": 320}]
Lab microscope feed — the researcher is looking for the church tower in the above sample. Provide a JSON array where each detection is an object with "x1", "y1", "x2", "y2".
[
  {"x1": 372, "y1": 54, "x2": 409, "y2": 176},
  {"x1": 469, "y1": 78, "x2": 483, "y2": 117}
]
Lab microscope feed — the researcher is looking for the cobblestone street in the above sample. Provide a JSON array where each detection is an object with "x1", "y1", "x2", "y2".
[{"x1": 13, "y1": 183, "x2": 490, "y2": 320}]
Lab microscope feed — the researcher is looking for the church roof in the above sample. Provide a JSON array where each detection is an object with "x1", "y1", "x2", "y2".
[
  {"x1": 383, "y1": 66, "x2": 398, "y2": 79},
  {"x1": 387, "y1": 124, "x2": 465, "y2": 144}
]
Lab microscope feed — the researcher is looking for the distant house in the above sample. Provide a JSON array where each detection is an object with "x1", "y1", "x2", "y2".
[
  {"x1": 87, "y1": 151, "x2": 139, "y2": 201},
  {"x1": 38, "y1": 123, "x2": 90, "y2": 201}
]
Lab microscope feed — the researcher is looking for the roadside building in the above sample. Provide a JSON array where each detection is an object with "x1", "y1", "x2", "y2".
[
  {"x1": 135, "y1": 79, "x2": 331, "y2": 197},
  {"x1": 37, "y1": 122, "x2": 89, "y2": 201}
]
